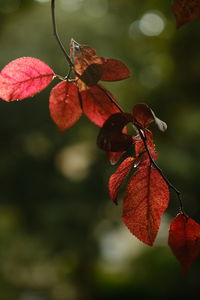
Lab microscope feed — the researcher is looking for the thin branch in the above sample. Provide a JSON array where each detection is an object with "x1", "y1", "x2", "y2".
[
  {"x1": 137, "y1": 127, "x2": 185, "y2": 214},
  {"x1": 51, "y1": 0, "x2": 74, "y2": 69}
]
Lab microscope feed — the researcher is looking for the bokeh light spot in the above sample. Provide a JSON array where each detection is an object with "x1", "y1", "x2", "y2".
[
  {"x1": 139, "y1": 11, "x2": 165, "y2": 36},
  {"x1": 56, "y1": 143, "x2": 95, "y2": 181}
]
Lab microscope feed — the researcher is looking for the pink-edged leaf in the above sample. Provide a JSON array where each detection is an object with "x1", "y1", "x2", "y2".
[
  {"x1": 49, "y1": 81, "x2": 82, "y2": 131},
  {"x1": 168, "y1": 213, "x2": 200, "y2": 273},
  {"x1": 97, "y1": 112, "x2": 134, "y2": 152},
  {"x1": 172, "y1": 0, "x2": 200, "y2": 28},
  {"x1": 133, "y1": 104, "x2": 167, "y2": 132},
  {"x1": 123, "y1": 166, "x2": 169, "y2": 246},
  {"x1": 107, "y1": 151, "x2": 125, "y2": 165},
  {"x1": 0, "y1": 57, "x2": 54, "y2": 101},
  {"x1": 109, "y1": 157, "x2": 135, "y2": 204},
  {"x1": 101, "y1": 58, "x2": 131, "y2": 81},
  {"x1": 80, "y1": 84, "x2": 121, "y2": 127}
]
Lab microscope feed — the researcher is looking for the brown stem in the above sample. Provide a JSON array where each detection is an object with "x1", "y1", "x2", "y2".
[{"x1": 51, "y1": 0, "x2": 74, "y2": 69}]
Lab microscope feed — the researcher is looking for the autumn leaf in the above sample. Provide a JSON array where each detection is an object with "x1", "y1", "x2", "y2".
[
  {"x1": 106, "y1": 151, "x2": 126, "y2": 165},
  {"x1": 49, "y1": 81, "x2": 82, "y2": 131},
  {"x1": 71, "y1": 39, "x2": 131, "y2": 86},
  {"x1": 172, "y1": 0, "x2": 200, "y2": 28},
  {"x1": 133, "y1": 104, "x2": 167, "y2": 132},
  {"x1": 80, "y1": 84, "x2": 121, "y2": 127},
  {"x1": 168, "y1": 213, "x2": 200, "y2": 272},
  {"x1": 97, "y1": 104, "x2": 166, "y2": 154},
  {"x1": 101, "y1": 58, "x2": 131, "y2": 81},
  {"x1": 50, "y1": 82, "x2": 121, "y2": 131},
  {"x1": 123, "y1": 166, "x2": 169, "y2": 246},
  {"x1": 109, "y1": 157, "x2": 135, "y2": 204},
  {"x1": 97, "y1": 112, "x2": 134, "y2": 152},
  {"x1": 135, "y1": 130, "x2": 158, "y2": 165},
  {"x1": 0, "y1": 57, "x2": 54, "y2": 101}
]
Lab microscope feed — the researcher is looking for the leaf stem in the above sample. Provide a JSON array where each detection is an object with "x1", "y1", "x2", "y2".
[
  {"x1": 51, "y1": 0, "x2": 74, "y2": 69},
  {"x1": 137, "y1": 127, "x2": 185, "y2": 214}
]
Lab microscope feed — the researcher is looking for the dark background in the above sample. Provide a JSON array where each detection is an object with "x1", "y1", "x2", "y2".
[{"x1": 0, "y1": 0, "x2": 200, "y2": 299}]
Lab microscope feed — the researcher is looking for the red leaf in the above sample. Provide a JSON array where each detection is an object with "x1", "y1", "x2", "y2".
[
  {"x1": 49, "y1": 81, "x2": 82, "y2": 131},
  {"x1": 172, "y1": 0, "x2": 200, "y2": 28},
  {"x1": 168, "y1": 213, "x2": 200, "y2": 272},
  {"x1": 106, "y1": 151, "x2": 125, "y2": 165},
  {"x1": 135, "y1": 130, "x2": 158, "y2": 164},
  {"x1": 80, "y1": 84, "x2": 121, "y2": 127},
  {"x1": 0, "y1": 57, "x2": 54, "y2": 101},
  {"x1": 133, "y1": 104, "x2": 167, "y2": 132},
  {"x1": 109, "y1": 157, "x2": 135, "y2": 204},
  {"x1": 71, "y1": 39, "x2": 105, "y2": 86},
  {"x1": 71, "y1": 39, "x2": 131, "y2": 85},
  {"x1": 101, "y1": 59, "x2": 131, "y2": 81},
  {"x1": 97, "y1": 112, "x2": 134, "y2": 151},
  {"x1": 123, "y1": 166, "x2": 169, "y2": 246},
  {"x1": 133, "y1": 104, "x2": 154, "y2": 128}
]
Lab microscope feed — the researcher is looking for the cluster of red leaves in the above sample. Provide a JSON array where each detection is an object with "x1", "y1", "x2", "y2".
[
  {"x1": 1, "y1": 2, "x2": 200, "y2": 272},
  {"x1": 173, "y1": 0, "x2": 200, "y2": 28},
  {"x1": 0, "y1": 40, "x2": 130, "y2": 134},
  {"x1": 98, "y1": 104, "x2": 200, "y2": 271}
]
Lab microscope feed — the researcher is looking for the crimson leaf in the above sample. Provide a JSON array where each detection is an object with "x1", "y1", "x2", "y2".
[
  {"x1": 101, "y1": 58, "x2": 131, "y2": 81},
  {"x1": 168, "y1": 213, "x2": 200, "y2": 272},
  {"x1": 0, "y1": 57, "x2": 54, "y2": 101},
  {"x1": 109, "y1": 157, "x2": 135, "y2": 204},
  {"x1": 172, "y1": 0, "x2": 200, "y2": 28},
  {"x1": 80, "y1": 84, "x2": 121, "y2": 127},
  {"x1": 123, "y1": 166, "x2": 169, "y2": 246},
  {"x1": 49, "y1": 81, "x2": 82, "y2": 131}
]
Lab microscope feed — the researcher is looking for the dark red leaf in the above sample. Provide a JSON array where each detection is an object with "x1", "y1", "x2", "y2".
[
  {"x1": 123, "y1": 166, "x2": 169, "y2": 246},
  {"x1": 49, "y1": 81, "x2": 82, "y2": 131},
  {"x1": 0, "y1": 57, "x2": 54, "y2": 101},
  {"x1": 133, "y1": 104, "x2": 167, "y2": 132},
  {"x1": 80, "y1": 84, "x2": 121, "y2": 127},
  {"x1": 101, "y1": 58, "x2": 131, "y2": 81},
  {"x1": 168, "y1": 213, "x2": 200, "y2": 272},
  {"x1": 79, "y1": 64, "x2": 103, "y2": 86},
  {"x1": 109, "y1": 157, "x2": 135, "y2": 204},
  {"x1": 97, "y1": 112, "x2": 134, "y2": 151},
  {"x1": 172, "y1": 0, "x2": 200, "y2": 28}
]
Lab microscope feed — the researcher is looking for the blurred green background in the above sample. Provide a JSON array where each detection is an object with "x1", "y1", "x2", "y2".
[{"x1": 0, "y1": 0, "x2": 200, "y2": 299}]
